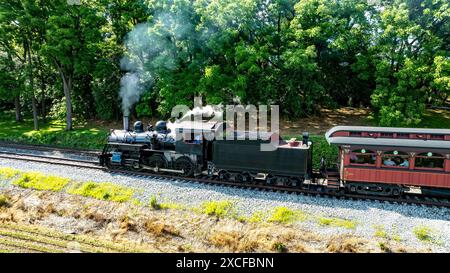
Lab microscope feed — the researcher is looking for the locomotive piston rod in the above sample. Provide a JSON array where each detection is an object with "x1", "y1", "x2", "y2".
[{"x1": 141, "y1": 165, "x2": 185, "y2": 174}]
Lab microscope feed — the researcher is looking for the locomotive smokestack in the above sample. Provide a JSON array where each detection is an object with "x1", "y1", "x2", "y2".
[{"x1": 123, "y1": 116, "x2": 129, "y2": 131}]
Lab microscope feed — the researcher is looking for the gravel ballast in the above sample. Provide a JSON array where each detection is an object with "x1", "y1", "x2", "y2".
[{"x1": 0, "y1": 158, "x2": 449, "y2": 252}]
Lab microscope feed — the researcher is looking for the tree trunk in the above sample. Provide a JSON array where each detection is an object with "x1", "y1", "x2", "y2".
[
  {"x1": 31, "y1": 96, "x2": 39, "y2": 129},
  {"x1": 14, "y1": 96, "x2": 22, "y2": 122},
  {"x1": 26, "y1": 40, "x2": 39, "y2": 131},
  {"x1": 41, "y1": 97, "x2": 46, "y2": 123},
  {"x1": 62, "y1": 74, "x2": 73, "y2": 131}
]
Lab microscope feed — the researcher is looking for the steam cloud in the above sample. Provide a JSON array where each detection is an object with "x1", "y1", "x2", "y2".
[
  {"x1": 119, "y1": 2, "x2": 241, "y2": 117},
  {"x1": 119, "y1": 11, "x2": 192, "y2": 116}
]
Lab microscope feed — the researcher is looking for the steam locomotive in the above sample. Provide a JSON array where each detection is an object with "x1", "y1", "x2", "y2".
[{"x1": 99, "y1": 120, "x2": 450, "y2": 197}]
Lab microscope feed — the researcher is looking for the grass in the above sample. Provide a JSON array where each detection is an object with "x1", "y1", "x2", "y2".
[
  {"x1": 12, "y1": 172, "x2": 70, "y2": 192},
  {"x1": 271, "y1": 242, "x2": 288, "y2": 253},
  {"x1": 149, "y1": 195, "x2": 161, "y2": 210},
  {"x1": 247, "y1": 211, "x2": 266, "y2": 223},
  {"x1": 413, "y1": 225, "x2": 434, "y2": 242},
  {"x1": 0, "y1": 112, "x2": 108, "y2": 150},
  {"x1": 417, "y1": 109, "x2": 450, "y2": 129},
  {"x1": 268, "y1": 207, "x2": 307, "y2": 224},
  {"x1": 2, "y1": 168, "x2": 135, "y2": 203},
  {"x1": 0, "y1": 167, "x2": 20, "y2": 179},
  {"x1": 374, "y1": 225, "x2": 388, "y2": 239},
  {"x1": 318, "y1": 217, "x2": 357, "y2": 229},
  {"x1": 67, "y1": 181, "x2": 134, "y2": 203},
  {"x1": 0, "y1": 194, "x2": 9, "y2": 207},
  {"x1": 201, "y1": 200, "x2": 235, "y2": 218}
]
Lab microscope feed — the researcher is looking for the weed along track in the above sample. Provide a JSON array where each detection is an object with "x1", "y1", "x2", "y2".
[{"x1": 1, "y1": 150, "x2": 450, "y2": 209}]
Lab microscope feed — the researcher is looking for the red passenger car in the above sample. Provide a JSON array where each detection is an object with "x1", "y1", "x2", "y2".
[{"x1": 325, "y1": 126, "x2": 450, "y2": 197}]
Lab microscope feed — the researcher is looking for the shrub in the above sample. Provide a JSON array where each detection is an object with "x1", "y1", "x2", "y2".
[
  {"x1": 13, "y1": 172, "x2": 70, "y2": 191},
  {"x1": 68, "y1": 181, "x2": 134, "y2": 202}
]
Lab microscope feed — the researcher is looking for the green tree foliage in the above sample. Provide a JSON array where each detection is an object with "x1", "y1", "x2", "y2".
[{"x1": 0, "y1": 0, "x2": 448, "y2": 126}]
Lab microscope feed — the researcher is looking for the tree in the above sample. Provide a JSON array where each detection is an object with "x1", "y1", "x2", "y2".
[{"x1": 41, "y1": 0, "x2": 106, "y2": 130}]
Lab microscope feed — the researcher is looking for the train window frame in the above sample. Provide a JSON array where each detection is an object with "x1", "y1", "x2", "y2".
[
  {"x1": 397, "y1": 133, "x2": 409, "y2": 139},
  {"x1": 414, "y1": 152, "x2": 445, "y2": 170},
  {"x1": 381, "y1": 150, "x2": 409, "y2": 168},
  {"x1": 349, "y1": 149, "x2": 377, "y2": 166},
  {"x1": 380, "y1": 133, "x2": 393, "y2": 138},
  {"x1": 430, "y1": 134, "x2": 445, "y2": 140},
  {"x1": 350, "y1": 132, "x2": 362, "y2": 137}
]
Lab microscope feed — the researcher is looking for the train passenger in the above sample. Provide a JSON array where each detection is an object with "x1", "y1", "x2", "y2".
[
  {"x1": 383, "y1": 157, "x2": 396, "y2": 166},
  {"x1": 399, "y1": 159, "x2": 409, "y2": 167}
]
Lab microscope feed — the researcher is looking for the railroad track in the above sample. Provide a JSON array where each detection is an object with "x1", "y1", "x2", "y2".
[
  {"x1": 0, "y1": 141, "x2": 100, "y2": 157},
  {"x1": 1, "y1": 150, "x2": 449, "y2": 209}
]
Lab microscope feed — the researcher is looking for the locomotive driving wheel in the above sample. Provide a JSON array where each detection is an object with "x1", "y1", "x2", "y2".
[
  {"x1": 145, "y1": 154, "x2": 167, "y2": 172},
  {"x1": 235, "y1": 172, "x2": 252, "y2": 183},
  {"x1": 174, "y1": 157, "x2": 195, "y2": 177},
  {"x1": 218, "y1": 170, "x2": 231, "y2": 181},
  {"x1": 266, "y1": 175, "x2": 277, "y2": 185}
]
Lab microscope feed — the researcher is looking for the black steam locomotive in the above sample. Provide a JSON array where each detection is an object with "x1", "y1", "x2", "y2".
[{"x1": 99, "y1": 120, "x2": 314, "y2": 187}]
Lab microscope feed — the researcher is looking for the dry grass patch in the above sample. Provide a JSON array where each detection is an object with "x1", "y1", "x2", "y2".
[
  {"x1": 327, "y1": 235, "x2": 371, "y2": 253},
  {"x1": 144, "y1": 217, "x2": 180, "y2": 237}
]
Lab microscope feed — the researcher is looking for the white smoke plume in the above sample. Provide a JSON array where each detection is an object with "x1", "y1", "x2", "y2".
[{"x1": 119, "y1": 10, "x2": 192, "y2": 116}]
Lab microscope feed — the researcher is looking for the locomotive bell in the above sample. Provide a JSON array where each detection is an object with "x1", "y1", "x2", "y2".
[
  {"x1": 134, "y1": 121, "x2": 144, "y2": 133},
  {"x1": 155, "y1": 120, "x2": 167, "y2": 133}
]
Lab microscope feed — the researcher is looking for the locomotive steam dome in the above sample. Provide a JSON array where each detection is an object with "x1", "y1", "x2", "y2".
[
  {"x1": 155, "y1": 120, "x2": 167, "y2": 133},
  {"x1": 134, "y1": 121, "x2": 144, "y2": 133}
]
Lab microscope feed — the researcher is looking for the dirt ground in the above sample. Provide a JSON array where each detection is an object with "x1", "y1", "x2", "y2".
[
  {"x1": 0, "y1": 187, "x2": 421, "y2": 253},
  {"x1": 280, "y1": 107, "x2": 371, "y2": 135},
  {"x1": 94, "y1": 107, "x2": 371, "y2": 136}
]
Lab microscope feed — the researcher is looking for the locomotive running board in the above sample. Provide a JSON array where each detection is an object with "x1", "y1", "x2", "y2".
[{"x1": 141, "y1": 165, "x2": 185, "y2": 174}]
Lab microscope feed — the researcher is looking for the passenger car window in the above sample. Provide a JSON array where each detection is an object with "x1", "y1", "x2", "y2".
[
  {"x1": 382, "y1": 151, "x2": 409, "y2": 167},
  {"x1": 415, "y1": 152, "x2": 444, "y2": 169},
  {"x1": 350, "y1": 149, "x2": 376, "y2": 165}
]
